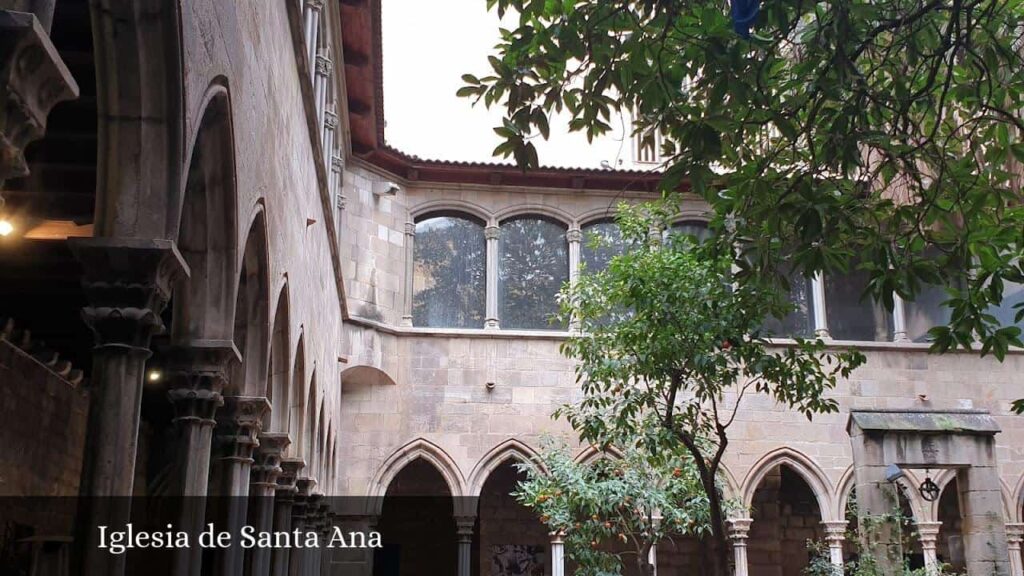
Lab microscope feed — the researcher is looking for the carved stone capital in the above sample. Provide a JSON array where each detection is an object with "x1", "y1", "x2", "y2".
[
  {"x1": 0, "y1": 10, "x2": 79, "y2": 187},
  {"x1": 324, "y1": 110, "x2": 338, "y2": 130},
  {"x1": 404, "y1": 221, "x2": 416, "y2": 236},
  {"x1": 71, "y1": 238, "x2": 190, "y2": 349},
  {"x1": 1007, "y1": 523, "x2": 1024, "y2": 545},
  {"x1": 915, "y1": 521, "x2": 942, "y2": 545},
  {"x1": 484, "y1": 225, "x2": 500, "y2": 240},
  {"x1": 251, "y1": 432, "x2": 291, "y2": 488},
  {"x1": 454, "y1": 515, "x2": 476, "y2": 536},
  {"x1": 315, "y1": 55, "x2": 332, "y2": 78},
  {"x1": 275, "y1": 457, "x2": 305, "y2": 497},
  {"x1": 330, "y1": 154, "x2": 343, "y2": 173},
  {"x1": 726, "y1": 518, "x2": 753, "y2": 543},
  {"x1": 216, "y1": 396, "x2": 271, "y2": 463},
  {"x1": 822, "y1": 520, "x2": 848, "y2": 543},
  {"x1": 164, "y1": 342, "x2": 239, "y2": 426},
  {"x1": 296, "y1": 476, "x2": 318, "y2": 497},
  {"x1": 565, "y1": 228, "x2": 582, "y2": 243},
  {"x1": 304, "y1": 0, "x2": 324, "y2": 10}
]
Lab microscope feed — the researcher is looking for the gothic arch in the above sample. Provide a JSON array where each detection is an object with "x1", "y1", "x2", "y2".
[
  {"x1": 229, "y1": 207, "x2": 271, "y2": 396},
  {"x1": 467, "y1": 439, "x2": 545, "y2": 497},
  {"x1": 369, "y1": 438, "x2": 466, "y2": 502},
  {"x1": 266, "y1": 283, "x2": 290, "y2": 432},
  {"x1": 89, "y1": 0, "x2": 184, "y2": 239},
  {"x1": 340, "y1": 365, "x2": 397, "y2": 387},
  {"x1": 835, "y1": 464, "x2": 928, "y2": 523},
  {"x1": 170, "y1": 86, "x2": 238, "y2": 344},
  {"x1": 288, "y1": 333, "x2": 306, "y2": 456},
  {"x1": 410, "y1": 199, "x2": 491, "y2": 224},
  {"x1": 573, "y1": 444, "x2": 623, "y2": 466},
  {"x1": 495, "y1": 204, "x2": 575, "y2": 228},
  {"x1": 741, "y1": 447, "x2": 835, "y2": 521},
  {"x1": 926, "y1": 469, "x2": 1015, "y2": 522}
]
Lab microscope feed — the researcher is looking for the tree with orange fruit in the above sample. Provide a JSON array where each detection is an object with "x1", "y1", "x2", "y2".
[{"x1": 554, "y1": 201, "x2": 865, "y2": 576}]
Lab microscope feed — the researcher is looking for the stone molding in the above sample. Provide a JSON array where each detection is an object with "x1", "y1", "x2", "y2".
[
  {"x1": 0, "y1": 10, "x2": 79, "y2": 187},
  {"x1": 70, "y1": 238, "x2": 189, "y2": 349},
  {"x1": 164, "y1": 342, "x2": 240, "y2": 426}
]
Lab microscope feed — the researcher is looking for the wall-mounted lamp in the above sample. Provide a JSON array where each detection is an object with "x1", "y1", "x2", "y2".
[
  {"x1": 372, "y1": 181, "x2": 401, "y2": 197},
  {"x1": 0, "y1": 194, "x2": 12, "y2": 237},
  {"x1": 147, "y1": 370, "x2": 163, "y2": 383}
]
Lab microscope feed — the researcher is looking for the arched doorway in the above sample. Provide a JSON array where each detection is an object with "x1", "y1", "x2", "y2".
[
  {"x1": 375, "y1": 458, "x2": 457, "y2": 576},
  {"x1": 748, "y1": 464, "x2": 826, "y2": 576},
  {"x1": 936, "y1": 479, "x2": 965, "y2": 572},
  {"x1": 474, "y1": 459, "x2": 548, "y2": 576}
]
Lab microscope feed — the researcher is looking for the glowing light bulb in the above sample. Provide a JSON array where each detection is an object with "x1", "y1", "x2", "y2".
[
  {"x1": 0, "y1": 219, "x2": 12, "y2": 237},
  {"x1": 147, "y1": 370, "x2": 162, "y2": 382}
]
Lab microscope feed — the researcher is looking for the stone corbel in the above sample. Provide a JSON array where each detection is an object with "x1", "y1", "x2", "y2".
[
  {"x1": 0, "y1": 9, "x2": 78, "y2": 188},
  {"x1": 70, "y1": 238, "x2": 190, "y2": 349}
]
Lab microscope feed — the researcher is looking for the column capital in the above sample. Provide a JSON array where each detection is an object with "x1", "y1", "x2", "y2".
[
  {"x1": 822, "y1": 520, "x2": 848, "y2": 539},
  {"x1": 276, "y1": 457, "x2": 304, "y2": 497},
  {"x1": 549, "y1": 530, "x2": 565, "y2": 544},
  {"x1": 915, "y1": 521, "x2": 942, "y2": 542},
  {"x1": 484, "y1": 225, "x2": 500, "y2": 240},
  {"x1": 216, "y1": 396, "x2": 271, "y2": 463},
  {"x1": 405, "y1": 221, "x2": 416, "y2": 235},
  {"x1": 296, "y1": 476, "x2": 318, "y2": 497},
  {"x1": 71, "y1": 238, "x2": 190, "y2": 349},
  {"x1": 331, "y1": 154, "x2": 343, "y2": 173},
  {"x1": 304, "y1": 0, "x2": 324, "y2": 10},
  {"x1": 164, "y1": 342, "x2": 239, "y2": 425},
  {"x1": 324, "y1": 109, "x2": 338, "y2": 129},
  {"x1": 315, "y1": 54, "x2": 331, "y2": 77},
  {"x1": 454, "y1": 515, "x2": 476, "y2": 536},
  {"x1": 727, "y1": 518, "x2": 753, "y2": 542},
  {"x1": 566, "y1": 228, "x2": 582, "y2": 243},
  {"x1": 251, "y1": 432, "x2": 291, "y2": 490},
  {"x1": 1006, "y1": 522, "x2": 1024, "y2": 543},
  {"x1": 0, "y1": 10, "x2": 79, "y2": 187}
]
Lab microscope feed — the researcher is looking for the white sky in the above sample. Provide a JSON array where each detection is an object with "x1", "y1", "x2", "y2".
[{"x1": 380, "y1": 0, "x2": 634, "y2": 169}]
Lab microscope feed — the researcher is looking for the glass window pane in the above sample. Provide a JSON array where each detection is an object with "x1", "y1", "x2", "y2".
[
  {"x1": 413, "y1": 215, "x2": 486, "y2": 328},
  {"x1": 581, "y1": 220, "x2": 627, "y2": 273},
  {"x1": 667, "y1": 220, "x2": 713, "y2": 244},
  {"x1": 762, "y1": 271, "x2": 816, "y2": 338},
  {"x1": 904, "y1": 249, "x2": 964, "y2": 342},
  {"x1": 988, "y1": 281, "x2": 1024, "y2": 329},
  {"x1": 825, "y1": 264, "x2": 894, "y2": 341},
  {"x1": 499, "y1": 217, "x2": 569, "y2": 330}
]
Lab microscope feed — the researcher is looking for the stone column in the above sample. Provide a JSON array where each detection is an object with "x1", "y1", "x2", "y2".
[
  {"x1": 812, "y1": 273, "x2": 830, "y2": 338},
  {"x1": 892, "y1": 294, "x2": 910, "y2": 342},
  {"x1": 455, "y1": 516, "x2": 475, "y2": 576},
  {"x1": 567, "y1": 228, "x2": 582, "y2": 331},
  {"x1": 70, "y1": 238, "x2": 187, "y2": 576},
  {"x1": 401, "y1": 221, "x2": 415, "y2": 326},
  {"x1": 728, "y1": 518, "x2": 753, "y2": 576},
  {"x1": 484, "y1": 224, "x2": 500, "y2": 329},
  {"x1": 323, "y1": 109, "x2": 336, "y2": 171},
  {"x1": 213, "y1": 396, "x2": 271, "y2": 576},
  {"x1": 271, "y1": 458, "x2": 304, "y2": 576},
  {"x1": 822, "y1": 521, "x2": 848, "y2": 571},
  {"x1": 164, "y1": 342, "x2": 239, "y2": 576},
  {"x1": 314, "y1": 54, "x2": 330, "y2": 128},
  {"x1": 302, "y1": 0, "x2": 322, "y2": 77},
  {"x1": 916, "y1": 522, "x2": 942, "y2": 575},
  {"x1": 289, "y1": 477, "x2": 317, "y2": 576},
  {"x1": 1006, "y1": 523, "x2": 1024, "y2": 576},
  {"x1": 647, "y1": 541, "x2": 658, "y2": 576},
  {"x1": 957, "y1": 465, "x2": 1011, "y2": 576},
  {"x1": 247, "y1": 433, "x2": 291, "y2": 576},
  {"x1": 550, "y1": 531, "x2": 565, "y2": 576},
  {"x1": 849, "y1": 428, "x2": 903, "y2": 576},
  {"x1": 302, "y1": 493, "x2": 324, "y2": 576}
]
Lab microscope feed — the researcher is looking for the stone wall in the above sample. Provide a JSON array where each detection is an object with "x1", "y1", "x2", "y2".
[{"x1": 0, "y1": 339, "x2": 89, "y2": 533}]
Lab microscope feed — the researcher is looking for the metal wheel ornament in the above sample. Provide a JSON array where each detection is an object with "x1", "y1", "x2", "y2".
[{"x1": 919, "y1": 476, "x2": 940, "y2": 502}]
